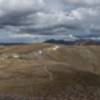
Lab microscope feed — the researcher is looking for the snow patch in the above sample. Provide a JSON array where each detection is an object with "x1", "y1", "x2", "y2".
[
  {"x1": 11, "y1": 54, "x2": 20, "y2": 58},
  {"x1": 38, "y1": 50, "x2": 43, "y2": 55},
  {"x1": 52, "y1": 45, "x2": 60, "y2": 51},
  {"x1": 0, "y1": 53, "x2": 20, "y2": 60},
  {"x1": 47, "y1": 45, "x2": 61, "y2": 51}
]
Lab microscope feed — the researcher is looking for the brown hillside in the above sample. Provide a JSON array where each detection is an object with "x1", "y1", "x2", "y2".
[{"x1": 0, "y1": 44, "x2": 100, "y2": 99}]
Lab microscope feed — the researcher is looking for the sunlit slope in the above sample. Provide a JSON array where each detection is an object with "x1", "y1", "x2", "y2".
[{"x1": 0, "y1": 44, "x2": 100, "y2": 74}]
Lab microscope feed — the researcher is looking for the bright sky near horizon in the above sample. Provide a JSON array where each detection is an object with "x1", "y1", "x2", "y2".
[{"x1": 0, "y1": 0, "x2": 100, "y2": 42}]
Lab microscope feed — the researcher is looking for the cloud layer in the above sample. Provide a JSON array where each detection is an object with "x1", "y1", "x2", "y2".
[{"x1": 0, "y1": 0, "x2": 100, "y2": 37}]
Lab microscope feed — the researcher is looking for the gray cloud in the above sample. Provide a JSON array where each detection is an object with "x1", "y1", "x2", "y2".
[{"x1": 0, "y1": 0, "x2": 99, "y2": 37}]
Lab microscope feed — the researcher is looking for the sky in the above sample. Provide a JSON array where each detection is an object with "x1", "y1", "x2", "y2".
[{"x1": 0, "y1": 0, "x2": 100, "y2": 42}]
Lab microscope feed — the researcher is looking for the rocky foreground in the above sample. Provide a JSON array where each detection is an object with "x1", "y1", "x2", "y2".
[{"x1": 0, "y1": 44, "x2": 100, "y2": 99}]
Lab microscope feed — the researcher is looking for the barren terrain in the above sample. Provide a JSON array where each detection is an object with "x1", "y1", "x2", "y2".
[{"x1": 0, "y1": 44, "x2": 100, "y2": 99}]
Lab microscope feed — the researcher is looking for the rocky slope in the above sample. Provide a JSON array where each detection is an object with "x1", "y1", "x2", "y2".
[{"x1": 0, "y1": 44, "x2": 100, "y2": 99}]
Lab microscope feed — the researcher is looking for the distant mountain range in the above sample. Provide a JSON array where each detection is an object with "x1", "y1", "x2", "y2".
[
  {"x1": 44, "y1": 39, "x2": 100, "y2": 45},
  {"x1": 1, "y1": 39, "x2": 100, "y2": 45},
  {"x1": 0, "y1": 42, "x2": 29, "y2": 46},
  {"x1": 1, "y1": 33, "x2": 100, "y2": 45}
]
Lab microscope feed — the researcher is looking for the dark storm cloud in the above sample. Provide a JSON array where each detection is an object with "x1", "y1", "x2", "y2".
[{"x1": 0, "y1": 0, "x2": 99, "y2": 37}]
